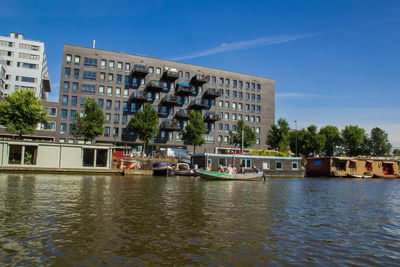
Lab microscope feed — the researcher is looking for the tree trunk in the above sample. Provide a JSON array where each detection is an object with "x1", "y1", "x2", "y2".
[
  {"x1": 143, "y1": 141, "x2": 146, "y2": 157},
  {"x1": 193, "y1": 145, "x2": 196, "y2": 154}
]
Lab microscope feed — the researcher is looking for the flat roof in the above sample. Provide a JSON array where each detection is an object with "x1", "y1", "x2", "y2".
[
  {"x1": 192, "y1": 153, "x2": 301, "y2": 160},
  {"x1": 64, "y1": 43, "x2": 275, "y2": 82}
]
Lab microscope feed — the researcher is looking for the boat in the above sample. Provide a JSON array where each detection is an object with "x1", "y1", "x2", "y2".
[
  {"x1": 173, "y1": 163, "x2": 196, "y2": 176},
  {"x1": 346, "y1": 173, "x2": 373, "y2": 178},
  {"x1": 198, "y1": 170, "x2": 265, "y2": 181},
  {"x1": 152, "y1": 161, "x2": 173, "y2": 176}
]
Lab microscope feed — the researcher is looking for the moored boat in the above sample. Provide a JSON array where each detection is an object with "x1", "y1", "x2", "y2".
[
  {"x1": 173, "y1": 163, "x2": 196, "y2": 176},
  {"x1": 346, "y1": 173, "x2": 373, "y2": 178},
  {"x1": 198, "y1": 170, "x2": 265, "y2": 181},
  {"x1": 152, "y1": 161, "x2": 173, "y2": 176}
]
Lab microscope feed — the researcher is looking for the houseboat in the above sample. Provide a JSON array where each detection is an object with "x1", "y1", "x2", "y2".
[
  {"x1": 191, "y1": 153, "x2": 304, "y2": 178},
  {"x1": 0, "y1": 140, "x2": 117, "y2": 174},
  {"x1": 306, "y1": 157, "x2": 400, "y2": 178}
]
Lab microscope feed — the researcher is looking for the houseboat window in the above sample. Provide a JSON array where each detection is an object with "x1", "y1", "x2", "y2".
[
  {"x1": 349, "y1": 161, "x2": 356, "y2": 169},
  {"x1": 83, "y1": 148, "x2": 95, "y2": 167},
  {"x1": 262, "y1": 161, "x2": 270, "y2": 170},
  {"x1": 338, "y1": 160, "x2": 347, "y2": 171},
  {"x1": 96, "y1": 149, "x2": 108, "y2": 167},
  {"x1": 292, "y1": 162, "x2": 298, "y2": 170},
  {"x1": 8, "y1": 145, "x2": 22, "y2": 164},
  {"x1": 24, "y1": 146, "x2": 37, "y2": 165},
  {"x1": 123, "y1": 149, "x2": 131, "y2": 156},
  {"x1": 219, "y1": 158, "x2": 227, "y2": 167},
  {"x1": 365, "y1": 161, "x2": 372, "y2": 171},
  {"x1": 207, "y1": 159, "x2": 212, "y2": 166},
  {"x1": 241, "y1": 159, "x2": 252, "y2": 168},
  {"x1": 276, "y1": 161, "x2": 283, "y2": 170},
  {"x1": 314, "y1": 161, "x2": 322, "y2": 166}
]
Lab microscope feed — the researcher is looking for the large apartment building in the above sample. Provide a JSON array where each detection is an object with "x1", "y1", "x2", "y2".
[
  {"x1": 55, "y1": 44, "x2": 275, "y2": 153},
  {"x1": 0, "y1": 32, "x2": 51, "y2": 100}
]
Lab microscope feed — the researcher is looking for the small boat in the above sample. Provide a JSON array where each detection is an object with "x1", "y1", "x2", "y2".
[
  {"x1": 173, "y1": 163, "x2": 196, "y2": 176},
  {"x1": 373, "y1": 174, "x2": 400, "y2": 178},
  {"x1": 346, "y1": 174, "x2": 373, "y2": 178},
  {"x1": 198, "y1": 170, "x2": 265, "y2": 181},
  {"x1": 152, "y1": 161, "x2": 173, "y2": 176}
]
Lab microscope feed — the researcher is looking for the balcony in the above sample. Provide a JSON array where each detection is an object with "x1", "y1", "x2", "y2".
[
  {"x1": 175, "y1": 82, "x2": 194, "y2": 95},
  {"x1": 175, "y1": 108, "x2": 190, "y2": 119},
  {"x1": 160, "y1": 120, "x2": 178, "y2": 130},
  {"x1": 204, "y1": 111, "x2": 221, "y2": 122},
  {"x1": 203, "y1": 88, "x2": 220, "y2": 99},
  {"x1": 130, "y1": 64, "x2": 149, "y2": 77},
  {"x1": 162, "y1": 95, "x2": 179, "y2": 105},
  {"x1": 162, "y1": 68, "x2": 179, "y2": 81},
  {"x1": 189, "y1": 98, "x2": 207, "y2": 109},
  {"x1": 145, "y1": 80, "x2": 163, "y2": 92},
  {"x1": 129, "y1": 90, "x2": 148, "y2": 102},
  {"x1": 190, "y1": 74, "x2": 208, "y2": 85}
]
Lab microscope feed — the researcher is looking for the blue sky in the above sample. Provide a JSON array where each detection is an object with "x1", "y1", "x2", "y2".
[{"x1": 1, "y1": 0, "x2": 399, "y2": 146}]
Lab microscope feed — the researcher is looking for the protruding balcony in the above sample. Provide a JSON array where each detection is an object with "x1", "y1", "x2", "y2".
[
  {"x1": 162, "y1": 67, "x2": 179, "y2": 81},
  {"x1": 160, "y1": 120, "x2": 178, "y2": 130},
  {"x1": 203, "y1": 88, "x2": 220, "y2": 99},
  {"x1": 175, "y1": 82, "x2": 194, "y2": 95},
  {"x1": 190, "y1": 74, "x2": 208, "y2": 85},
  {"x1": 145, "y1": 80, "x2": 163, "y2": 92},
  {"x1": 189, "y1": 98, "x2": 207, "y2": 109},
  {"x1": 162, "y1": 95, "x2": 179, "y2": 105},
  {"x1": 204, "y1": 111, "x2": 221, "y2": 122},
  {"x1": 130, "y1": 64, "x2": 149, "y2": 77},
  {"x1": 175, "y1": 108, "x2": 190, "y2": 119},
  {"x1": 129, "y1": 90, "x2": 148, "y2": 102}
]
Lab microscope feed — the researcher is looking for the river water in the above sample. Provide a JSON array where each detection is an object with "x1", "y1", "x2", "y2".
[{"x1": 0, "y1": 173, "x2": 399, "y2": 266}]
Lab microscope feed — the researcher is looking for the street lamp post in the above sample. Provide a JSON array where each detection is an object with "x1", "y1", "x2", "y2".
[{"x1": 294, "y1": 120, "x2": 298, "y2": 157}]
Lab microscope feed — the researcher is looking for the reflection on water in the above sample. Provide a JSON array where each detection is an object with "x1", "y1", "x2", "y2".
[{"x1": 0, "y1": 174, "x2": 400, "y2": 265}]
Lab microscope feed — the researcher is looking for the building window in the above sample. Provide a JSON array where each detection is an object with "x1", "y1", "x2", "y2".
[
  {"x1": 106, "y1": 113, "x2": 111, "y2": 123},
  {"x1": 257, "y1": 84, "x2": 260, "y2": 92},
  {"x1": 156, "y1": 67, "x2": 161, "y2": 77},
  {"x1": 262, "y1": 161, "x2": 270, "y2": 170},
  {"x1": 246, "y1": 82, "x2": 250, "y2": 90},
  {"x1": 179, "y1": 71, "x2": 183, "y2": 79},
  {"x1": 64, "y1": 68, "x2": 71, "y2": 78},
  {"x1": 60, "y1": 123, "x2": 66, "y2": 133},
  {"x1": 74, "y1": 56, "x2": 80, "y2": 65},
  {"x1": 66, "y1": 54, "x2": 72, "y2": 64},
  {"x1": 224, "y1": 113, "x2": 229, "y2": 121},
  {"x1": 148, "y1": 66, "x2": 154, "y2": 76},
  {"x1": 107, "y1": 87, "x2": 112, "y2": 96},
  {"x1": 219, "y1": 77, "x2": 224, "y2": 86},
  {"x1": 224, "y1": 136, "x2": 228, "y2": 143},
  {"x1": 232, "y1": 113, "x2": 237, "y2": 121},
  {"x1": 61, "y1": 109, "x2": 68, "y2": 120},
  {"x1": 122, "y1": 114, "x2": 127, "y2": 125},
  {"x1": 123, "y1": 89, "x2": 129, "y2": 98},
  {"x1": 226, "y1": 79, "x2": 230, "y2": 87},
  {"x1": 98, "y1": 99, "x2": 104, "y2": 108},
  {"x1": 84, "y1": 57, "x2": 98, "y2": 67},
  {"x1": 256, "y1": 116, "x2": 260, "y2": 124},
  {"x1": 241, "y1": 159, "x2": 252, "y2": 168},
  {"x1": 99, "y1": 85, "x2": 104, "y2": 96},
  {"x1": 106, "y1": 100, "x2": 112, "y2": 110},
  {"x1": 100, "y1": 59, "x2": 106, "y2": 69},
  {"x1": 108, "y1": 73, "x2": 113, "y2": 83},
  {"x1": 276, "y1": 161, "x2": 283, "y2": 170},
  {"x1": 225, "y1": 90, "x2": 230, "y2": 99},
  {"x1": 70, "y1": 110, "x2": 76, "y2": 121},
  {"x1": 224, "y1": 101, "x2": 229, "y2": 110},
  {"x1": 233, "y1": 91, "x2": 237, "y2": 99},
  {"x1": 251, "y1": 83, "x2": 255, "y2": 91},
  {"x1": 83, "y1": 71, "x2": 96, "y2": 81},
  {"x1": 212, "y1": 76, "x2": 216, "y2": 84},
  {"x1": 185, "y1": 72, "x2": 189, "y2": 80},
  {"x1": 239, "y1": 92, "x2": 243, "y2": 100},
  {"x1": 239, "y1": 81, "x2": 243, "y2": 89},
  {"x1": 292, "y1": 162, "x2": 298, "y2": 170},
  {"x1": 257, "y1": 95, "x2": 260, "y2": 103},
  {"x1": 71, "y1": 96, "x2": 77, "y2": 106},
  {"x1": 74, "y1": 69, "x2": 79, "y2": 79},
  {"x1": 109, "y1": 60, "x2": 114, "y2": 70},
  {"x1": 63, "y1": 81, "x2": 69, "y2": 92},
  {"x1": 82, "y1": 84, "x2": 96, "y2": 95},
  {"x1": 62, "y1": 95, "x2": 68, "y2": 106},
  {"x1": 117, "y1": 62, "x2": 123, "y2": 71},
  {"x1": 114, "y1": 114, "x2": 120, "y2": 124},
  {"x1": 125, "y1": 63, "x2": 130, "y2": 72},
  {"x1": 115, "y1": 87, "x2": 121, "y2": 98},
  {"x1": 224, "y1": 124, "x2": 229, "y2": 132},
  {"x1": 116, "y1": 74, "x2": 122, "y2": 84}
]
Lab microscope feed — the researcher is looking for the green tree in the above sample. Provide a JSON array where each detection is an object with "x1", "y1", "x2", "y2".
[
  {"x1": 341, "y1": 125, "x2": 367, "y2": 156},
  {"x1": 73, "y1": 98, "x2": 107, "y2": 142},
  {"x1": 266, "y1": 118, "x2": 290, "y2": 153},
  {"x1": 0, "y1": 90, "x2": 47, "y2": 139},
  {"x1": 288, "y1": 125, "x2": 325, "y2": 157},
  {"x1": 181, "y1": 111, "x2": 206, "y2": 154},
  {"x1": 369, "y1": 127, "x2": 392, "y2": 156},
  {"x1": 230, "y1": 119, "x2": 257, "y2": 152},
  {"x1": 393, "y1": 148, "x2": 400, "y2": 157},
  {"x1": 319, "y1": 125, "x2": 341, "y2": 156},
  {"x1": 129, "y1": 103, "x2": 159, "y2": 153}
]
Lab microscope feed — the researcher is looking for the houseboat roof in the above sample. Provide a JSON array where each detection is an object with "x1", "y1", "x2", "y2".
[{"x1": 192, "y1": 153, "x2": 302, "y2": 160}]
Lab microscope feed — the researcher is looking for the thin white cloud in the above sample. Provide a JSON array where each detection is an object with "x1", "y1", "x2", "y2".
[
  {"x1": 277, "y1": 92, "x2": 325, "y2": 98},
  {"x1": 170, "y1": 33, "x2": 320, "y2": 60}
]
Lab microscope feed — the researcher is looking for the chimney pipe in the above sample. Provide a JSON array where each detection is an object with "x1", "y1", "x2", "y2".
[{"x1": 92, "y1": 40, "x2": 95, "y2": 49}]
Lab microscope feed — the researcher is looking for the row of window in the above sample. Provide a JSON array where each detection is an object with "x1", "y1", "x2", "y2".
[
  {"x1": 214, "y1": 158, "x2": 298, "y2": 171},
  {"x1": 65, "y1": 54, "x2": 263, "y2": 91},
  {"x1": 218, "y1": 101, "x2": 261, "y2": 113}
]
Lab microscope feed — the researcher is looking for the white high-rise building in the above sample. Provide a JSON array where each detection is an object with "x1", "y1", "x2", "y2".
[
  {"x1": 0, "y1": 32, "x2": 51, "y2": 99},
  {"x1": 0, "y1": 55, "x2": 6, "y2": 99}
]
